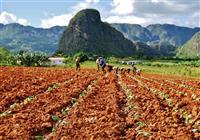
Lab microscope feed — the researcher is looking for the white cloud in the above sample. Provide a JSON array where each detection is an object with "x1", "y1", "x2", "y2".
[
  {"x1": 106, "y1": 15, "x2": 146, "y2": 24},
  {"x1": 151, "y1": 0, "x2": 159, "y2": 3},
  {"x1": 40, "y1": 0, "x2": 199, "y2": 28},
  {"x1": 111, "y1": 0, "x2": 135, "y2": 15},
  {"x1": 18, "y1": 19, "x2": 29, "y2": 25},
  {"x1": 144, "y1": 17, "x2": 177, "y2": 26},
  {"x1": 0, "y1": 11, "x2": 30, "y2": 25},
  {"x1": 86, "y1": 0, "x2": 99, "y2": 3},
  {"x1": 186, "y1": 11, "x2": 200, "y2": 27},
  {"x1": 73, "y1": 0, "x2": 100, "y2": 12},
  {"x1": 41, "y1": 0, "x2": 101, "y2": 28},
  {"x1": 41, "y1": 14, "x2": 73, "y2": 28}
]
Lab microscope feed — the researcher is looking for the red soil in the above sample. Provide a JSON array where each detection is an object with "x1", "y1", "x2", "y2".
[{"x1": 0, "y1": 67, "x2": 199, "y2": 140}]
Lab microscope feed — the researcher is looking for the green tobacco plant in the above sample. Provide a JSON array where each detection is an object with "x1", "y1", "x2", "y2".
[
  {"x1": 71, "y1": 98, "x2": 78, "y2": 105},
  {"x1": 52, "y1": 126, "x2": 57, "y2": 132},
  {"x1": 47, "y1": 83, "x2": 60, "y2": 93},
  {"x1": 24, "y1": 96, "x2": 35, "y2": 104},
  {"x1": 51, "y1": 115, "x2": 60, "y2": 122},
  {"x1": 80, "y1": 91, "x2": 85, "y2": 97},
  {"x1": 136, "y1": 121, "x2": 146, "y2": 128},
  {"x1": 0, "y1": 111, "x2": 11, "y2": 117},
  {"x1": 136, "y1": 130, "x2": 151, "y2": 137},
  {"x1": 61, "y1": 107, "x2": 70, "y2": 115},
  {"x1": 181, "y1": 111, "x2": 192, "y2": 124},
  {"x1": 10, "y1": 103, "x2": 17, "y2": 109},
  {"x1": 35, "y1": 135, "x2": 44, "y2": 140},
  {"x1": 127, "y1": 92, "x2": 134, "y2": 100},
  {"x1": 133, "y1": 113, "x2": 141, "y2": 120}
]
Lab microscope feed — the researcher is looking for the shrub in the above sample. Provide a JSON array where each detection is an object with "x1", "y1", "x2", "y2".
[
  {"x1": 17, "y1": 50, "x2": 49, "y2": 66},
  {"x1": 74, "y1": 52, "x2": 88, "y2": 62}
]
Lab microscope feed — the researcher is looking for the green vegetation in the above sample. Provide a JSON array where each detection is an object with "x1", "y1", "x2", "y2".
[
  {"x1": 113, "y1": 23, "x2": 200, "y2": 46},
  {"x1": 138, "y1": 65, "x2": 200, "y2": 78},
  {"x1": 0, "y1": 47, "x2": 50, "y2": 66},
  {"x1": 137, "y1": 59, "x2": 200, "y2": 77},
  {"x1": 177, "y1": 32, "x2": 200, "y2": 59},
  {"x1": 0, "y1": 47, "x2": 16, "y2": 65},
  {"x1": 34, "y1": 135, "x2": 44, "y2": 140},
  {"x1": 17, "y1": 50, "x2": 49, "y2": 66},
  {"x1": 0, "y1": 23, "x2": 64, "y2": 54},
  {"x1": 51, "y1": 115, "x2": 60, "y2": 122}
]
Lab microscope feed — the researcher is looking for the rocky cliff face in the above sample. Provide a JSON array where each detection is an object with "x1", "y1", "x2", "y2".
[
  {"x1": 57, "y1": 9, "x2": 136, "y2": 57},
  {"x1": 177, "y1": 32, "x2": 200, "y2": 58}
]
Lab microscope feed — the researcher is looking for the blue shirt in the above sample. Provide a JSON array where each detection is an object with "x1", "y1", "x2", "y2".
[{"x1": 99, "y1": 58, "x2": 106, "y2": 67}]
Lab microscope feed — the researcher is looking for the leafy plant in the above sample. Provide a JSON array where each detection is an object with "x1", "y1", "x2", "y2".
[
  {"x1": 52, "y1": 83, "x2": 59, "y2": 89},
  {"x1": 127, "y1": 92, "x2": 134, "y2": 100},
  {"x1": 35, "y1": 135, "x2": 44, "y2": 140},
  {"x1": 192, "y1": 129, "x2": 200, "y2": 133},
  {"x1": 136, "y1": 130, "x2": 151, "y2": 137},
  {"x1": 136, "y1": 121, "x2": 146, "y2": 128},
  {"x1": 59, "y1": 120, "x2": 67, "y2": 126},
  {"x1": 10, "y1": 103, "x2": 17, "y2": 109},
  {"x1": 17, "y1": 50, "x2": 49, "y2": 66},
  {"x1": 52, "y1": 126, "x2": 57, "y2": 132},
  {"x1": 47, "y1": 87, "x2": 54, "y2": 93},
  {"x1": 47, "y1": 83, "x2": 59, "y2": 93},
  {"x1": 51, "y1": 115, "x2": 60, "y2": 122},
  {"x1": 71, "y1": 98, "x2": 78, "y2": 105},
  {"x1": 24, "y1": 96, "x2": 34, "y2": 104},
  {"x1": 80, "y1": 91, "x2": 85, "y2": 97},
  {"x1": 181, "y1": 111, "x2": 192, "y2": 124},
  {"x1": 0, "y1": 111, "x2": 11, "y2": 117},
  {"x1": 128, "y1": 104, "x2": 134, "y2": 110},
  {"x1": 61, "y1": 107, "x2": 70, "y2": 115},
  {"x1": 133, "y1": 113, "x2": 141, "y2": 120}
]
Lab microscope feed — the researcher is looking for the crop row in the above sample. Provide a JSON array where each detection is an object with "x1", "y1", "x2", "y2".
[
  {"x1": 0, "y1": 70, "x2": 99, "y2": 139},
  {"x1": 121, "y1": 75, "x2": 198, "y2": 139}
]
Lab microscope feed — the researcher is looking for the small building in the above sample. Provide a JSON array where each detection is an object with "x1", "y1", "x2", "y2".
[
  {"x1": 126, "y1": 60, "x2": 140, "y2": 65},
  {"x1": 48, "y1": 57, "x2": 65, "y2": 66},
  {"x1": 121, "y1": 60, "x2": 140, "y2": 65}
]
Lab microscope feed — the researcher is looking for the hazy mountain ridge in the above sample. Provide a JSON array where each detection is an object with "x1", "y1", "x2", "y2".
[
  {"x1": 0, "y1": 23, "x2": 65, "y2": 54},
  {"x1": 0, "y1": 14, "x2": 200, "y2": 57},
  {"x1": 112, "y1": 23, "x2": 200, "y2": 47}
]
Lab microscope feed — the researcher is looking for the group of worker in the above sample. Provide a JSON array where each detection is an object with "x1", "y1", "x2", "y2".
[{"x1": 75, "y1": 56, "x2": 141, "y2": 75}]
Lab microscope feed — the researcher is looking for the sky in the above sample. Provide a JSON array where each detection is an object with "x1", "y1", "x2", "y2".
[{"x1": 0, "y1": 0, "x2": 199, "y2": 28}]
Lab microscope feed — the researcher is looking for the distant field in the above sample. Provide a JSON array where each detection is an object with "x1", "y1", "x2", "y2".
[
  {"x1": 137, "y1": 65, "x2": 200, "y2": 78},
  {"x1": 0, "y1": 66, "x2": 199, "y2": 139},
  {"x1": 80, "y1": 60, "x2": 200, "y2": 78}
]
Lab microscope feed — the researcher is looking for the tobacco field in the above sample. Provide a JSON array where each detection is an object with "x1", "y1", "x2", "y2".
[{"x1": 0, "y1": 67, "x2": 199, "y2": 140}]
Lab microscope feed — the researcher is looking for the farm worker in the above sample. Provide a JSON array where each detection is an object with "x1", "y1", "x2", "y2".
[
  {"x1": 136, "y1": 69, "x2": 141, "y2": 76},
  {"x1": 75, "y1": 57, "x2": 81, "y2": 71},
  {"x1": 96, "y1": 58, "x2": 100, "y2": 72},
  {"x1": 96, "y1": 57, "x2": 106, "y2": 72},
  {"x1": 113, "y1": 66, "x2": 119, "y2": 74},
  {"x1": 120, "y1": 67, "x2": 126, "y2": 74},
  {"x1": 131, "y1": 64, "x2": 137, "y2": 74},
  {"x1": 106, "y1": 64, "x2": 113, "y2": 72},
  {"x1": 126, "y1": 68, "x2": 131, "y2": 74}
]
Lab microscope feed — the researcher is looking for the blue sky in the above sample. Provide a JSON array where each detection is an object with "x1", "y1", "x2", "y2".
[{"x1": 0, "y1": 0, "x2": 199, "y2": 28}]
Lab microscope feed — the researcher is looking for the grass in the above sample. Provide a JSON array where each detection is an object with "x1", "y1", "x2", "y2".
[{"x1": 137, "y1": 65, "x2": 200, "y2": 78}]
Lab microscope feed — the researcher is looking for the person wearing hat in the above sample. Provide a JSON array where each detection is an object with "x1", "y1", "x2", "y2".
[
  {"x1": 75, "y1": 57, "x2": 81, "y2": 71},
  {"x1": 96, "y1": 57, "x2": 106, "y2": 72}
]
